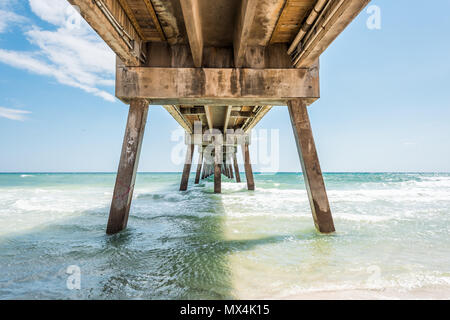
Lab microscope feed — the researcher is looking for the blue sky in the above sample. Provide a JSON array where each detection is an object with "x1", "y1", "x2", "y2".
[{"x1": 0, "y1": 0, "x2": 449, "y2": 173}]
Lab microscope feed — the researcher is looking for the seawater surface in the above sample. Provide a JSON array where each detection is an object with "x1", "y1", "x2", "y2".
[{"x1": 0, "y1": 172, "x2": 449, "y2": 299}]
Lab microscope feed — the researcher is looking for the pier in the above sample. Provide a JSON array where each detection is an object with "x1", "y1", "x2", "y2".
[{"x1": 68, "y1": 0, "x2": 370, "y2": 235}]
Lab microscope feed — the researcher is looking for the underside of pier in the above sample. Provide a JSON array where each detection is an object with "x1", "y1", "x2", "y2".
[{"x1": 68, "y1": 0, "x2": 370, "y2": 235}]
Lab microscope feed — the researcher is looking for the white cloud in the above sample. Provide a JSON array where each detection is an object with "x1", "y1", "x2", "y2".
[
  {"x1": 26, "y1": 27, "x2": 115, "y2": 87},
  {"x1": 0, "y1": 9, "x2": 26, "y2": 33},
  {"x1": 0, "y1": 0, "x2": 116, "y2": 102},
  {"x1": 28, "y1": 0, "x2": 73, "y2": 26},
  {"x1": 0, "y1": 106, "x2": 31, "y2": 121},
  {"x1": 0, "y1": 49, "x2": 115, "y2": 101},
  {"x1": 0, "y1": 0, "x2": 20, "y2": 10}
]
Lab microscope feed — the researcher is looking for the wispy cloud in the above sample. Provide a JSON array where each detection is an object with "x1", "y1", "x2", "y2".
[
  {"x1": 0, "y1": 9, "x2": 27, "y2": 33},
  {"x1": 0, "y1": 49, "x2": 115, "y2": 101},
  {"x1": 0, "y1": 0, "x2": 116, "y2": 102},
  {"x1": 0, "y1": 106, "x2": 31, "y2": 121},
  {"x1": 0, "y1": 1, "x2": 27, "y2": 33}
]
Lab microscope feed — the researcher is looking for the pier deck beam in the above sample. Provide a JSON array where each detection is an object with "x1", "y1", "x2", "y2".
[
  {"x1": 107, "y1": 99, "x2": 149, "y2": 235},
  {"x1": 242, "y1": 144, "x2": 255, "y2": 191},
  {"x1": 180, "y1": 143, "x2": 195, "y2": 191},
  {"x1": 288, "y1": 99, "x2": 335, "y2": 234},
  {"x1": 233, "y1": 152, "x2": 241, "y2": 183},
  {"x1": 194, "y1": 147, "x2": 203, "y2": 184}
]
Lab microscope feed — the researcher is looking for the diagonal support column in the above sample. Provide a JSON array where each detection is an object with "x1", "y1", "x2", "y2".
[
  {"x1": 288, "y1": 99, "x2": 335, "y2": 234},
  {"x1": 107, "y1": 99, "x2": 149, "y2": 235},
  {"x1": 242, "y1": 143, "x2": 255, "y2": 191},
  {"x1": 194, "y1": 146, "x2": 203, "y2": 184},
  {"x1": 180, "y1": 142, "x2": 195, "y2": 191},
  {"x1": 233, "y1": 152, "x2": 241, "y2": 183}
]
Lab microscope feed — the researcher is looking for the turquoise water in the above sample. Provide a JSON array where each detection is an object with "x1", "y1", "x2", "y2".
[{"x1": 0, "y1": 172, "x2": 449, "y2": 299}]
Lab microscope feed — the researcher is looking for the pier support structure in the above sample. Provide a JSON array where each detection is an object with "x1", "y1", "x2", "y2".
[
  {"x1": 214, "y1": 145, "x2": 223, "y2": 193},
  {"x1": 233, "y1": 151, "x2": 241, "y2": 183},
  {"x1": 224, "y1": 157, "x2": 230, "y2": 178},
  {"x1": 71, "y1": 0, "x2": 370, "y2": 234},
  {"x1": 242, "y1": 143, "x2": 255, "y2": 191},
  {"x1": 201, "y1": 159, "x2": 206, "y2": 180},
  {"x1": 107, "y1": 99, "x2": 149, "y2": 235},
  {"x1": 180, "y1": 142, "x2": 195, "y2": 191},
  {"x1": 228, "y1": 154, "x2": 234, "y2": 180},
  {"x1": 194, "y1": 146, "x2": 203, "y2": 184},
  {"x1": 288, "y1": 99, "x2": 335, "y2": 233}
]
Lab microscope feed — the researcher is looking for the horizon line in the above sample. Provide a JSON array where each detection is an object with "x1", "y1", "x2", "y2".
[{"x1": 1, "y1": 171, "x2": 449, "y2": 174}]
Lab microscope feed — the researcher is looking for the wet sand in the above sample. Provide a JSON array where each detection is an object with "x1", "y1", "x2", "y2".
[{"x1": 281, "y1": 287, "x2": 450, "y2": 300}]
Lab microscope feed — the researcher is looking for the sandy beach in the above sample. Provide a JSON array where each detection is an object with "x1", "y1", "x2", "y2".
[{"x1": 282, "y1": 287, "x2": 450, "y2": 300}]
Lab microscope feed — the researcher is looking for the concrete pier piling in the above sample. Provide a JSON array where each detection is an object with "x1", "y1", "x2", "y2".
[
  {"x1": 107, "y1": 99, "x2": 148, "y2": 235},
  {"x1": 288, "y1": 99, "x2": 335, "y2": 233}
]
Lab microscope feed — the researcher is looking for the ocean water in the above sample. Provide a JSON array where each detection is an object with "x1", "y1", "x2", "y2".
[{"x1": 0, "y1": 172, "x2": 449, "y2": 300}]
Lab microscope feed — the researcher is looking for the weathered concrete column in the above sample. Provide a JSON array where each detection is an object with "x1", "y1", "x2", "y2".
[
  {"x1": 228, "y1": 155, "x2": 234, "y2": 179},
  {"x1": 201, "y1": 160, "x2": 206, "y2": 180},
  {"x1": 107, "y1": 99, "x2": 149, "y2": 235},
  {"x1": 288, "y1": 99, "x2": 335, "y2": 234},
  {"x1": 224, "y1": 160, "x2": 229, "y2": 178},
  {"x1": 180, "y1": 143, "x2": 195, "y2": 191},
  {"x1": 233, "y1": 152, "x2": 241, "y2": 183},
  {"x1": 215, "y1": 164, "x2": 222, "y2": 193},
  {"x1": 214, "y1": 145, "x2": 222, "y2": 193},
  {"x1": 241, "y1": 143, "x2": 255, "y2": 191},
  {"x1": 194, "y1": 147, "x2": 203, "y2": 184}
]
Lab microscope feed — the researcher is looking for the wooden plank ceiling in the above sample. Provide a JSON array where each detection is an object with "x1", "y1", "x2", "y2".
[{"x1": 117, "y1": 0, "x2": 318, "y2": 46}]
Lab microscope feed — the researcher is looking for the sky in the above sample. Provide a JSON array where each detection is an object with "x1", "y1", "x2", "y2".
[{"x1": 0, "y1": 0, "x2": 449, "y2": 173}]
